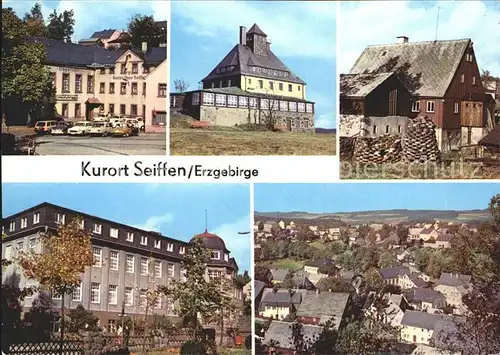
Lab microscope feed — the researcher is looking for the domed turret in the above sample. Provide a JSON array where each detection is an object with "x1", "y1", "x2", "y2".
[
  {"x1": 190, "y1": 229, "x2": 237, "y2": 270},
  {"x1": 190, "y1": 229, "x2": 228, "y2": 251}
]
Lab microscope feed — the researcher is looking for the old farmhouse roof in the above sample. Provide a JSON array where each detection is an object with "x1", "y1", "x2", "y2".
[
  {"x1": 340, "y1": 72, "x2": 396, "y2": 97},
  {"x1": 296, "y1": 291, "x2": 350, "y2": 329},
  {"x1": 263, "y1": 321, "x2": 323, "y2": 350},
  {"x1": 437, "y1": 273, "x2": 472, "y2": 287},
  {"x1": 259, "y1": 289, "x2": 292, "y2": 309},
  {"x1": 202, "y1": 25, "x2": 305, "y2": 85},
  {"x1": 401, "y1": 310, "x2": 453, "y2": 330},
  {"x1": 254, "y1": 280, "x2": 266, "y2": 301},
  {"x1": 406, "y1": 288, "x2": 445, "y2": 305},
  {"x1": 349, "y1": 38, "x2": 471, "y2": 97},
  {"x1": 479, "y1": 125, "x2": 500, "y2": 147},
  {"x1": 378, "y1": 266, "x2": 410, "y2": 280},
  {"x1": 28, "y1": 37, "x2": 166, "y2": 68},
  {"x1": 90, "y1": 29, "x2": 117, "y2": 39}
]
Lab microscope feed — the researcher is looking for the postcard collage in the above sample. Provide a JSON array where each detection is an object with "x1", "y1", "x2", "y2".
[{"x1": 1, "y1": 1, "x2": 500, "y2": 355}]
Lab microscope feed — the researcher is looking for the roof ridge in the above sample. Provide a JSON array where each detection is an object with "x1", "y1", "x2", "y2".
[{"x1": 366, "y1": 38, "x2": 471, "y2": 48}]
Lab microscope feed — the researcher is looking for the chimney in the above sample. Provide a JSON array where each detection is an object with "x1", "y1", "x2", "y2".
[
  {"x1": 141, "y1": 41, "x2": 148, "y2": 53},
  {"x1": 316, "y1": 289, "x2": 319, "y2": 295},
  {"x1": 397, "y1": 36, "x2": 409, "y2": 44},
  {"x1": 239, "y1": 26, "x2": 247, "y2": 45}
]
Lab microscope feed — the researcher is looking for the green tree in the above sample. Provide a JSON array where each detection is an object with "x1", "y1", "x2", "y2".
[
  {"x1": 316, "y1": 277, "x2": 353, "y2": 293},
  {"x1": 379, "y1": 251, "x2": 396, "y2": 268},
  {"x1": 488, "y1": 194, "x2": 500, "y2": 229},
  {"x1": 159, "y1": 237, "x2": 220, "y2": 337},
  {"x1": 2, "y1": 7, "x2": 54, "y2": 125},
  {"x1": 67, "y1": 305, "x2": 100, "y2": 334},
  {"x1": 45, "y1": 9, "x2": 74, "y2": 42},
  {"x1": 128, "y1": 14, "x2": 166, "y2": 49},
  {"x1": 18, "y1": 217, "x2": 94, "y2": 345},
  {"x1": 23, "y1": 3, "x2": 45, "y2": 37}
]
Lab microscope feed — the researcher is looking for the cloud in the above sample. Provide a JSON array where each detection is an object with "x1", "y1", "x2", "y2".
[
  {"x1": 172, "y1": 1, "x2": 336, "y2": 59},
  {"x1": 339, "y1": 1, "x2": 500, "y2": 76},
  {"x1": 315, "y1": 112, "x2": 336, "y2": 129},
  {"x1": 211, "y1": 216, "x2": 251, "y2": 273},
  {"x1": 134, "y1": 213, "x2": 174, "y2": 232}
]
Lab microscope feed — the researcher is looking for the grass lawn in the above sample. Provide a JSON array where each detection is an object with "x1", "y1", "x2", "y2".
[
  {"x1": 170, "y1": 127, "x2": 336, "y2": 155},
  {"x1": 259, "y1": 258, "x2": 305, "y2": 270},
  {"x1": 340, "y1": 160, "x2": 500, "y2": 179}
]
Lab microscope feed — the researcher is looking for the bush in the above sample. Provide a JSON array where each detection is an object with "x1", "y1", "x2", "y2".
[
  {"x1": 180, "y1": 340, "x2": 207, "y2": 355},
  {"x1": 245, "y1": 335, "x2": 252, "y2": 350}
]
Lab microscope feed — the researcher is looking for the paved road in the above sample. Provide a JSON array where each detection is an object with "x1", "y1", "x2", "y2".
[{"x1": 35, "y1": 133, "x2": 167, "y2": 155}]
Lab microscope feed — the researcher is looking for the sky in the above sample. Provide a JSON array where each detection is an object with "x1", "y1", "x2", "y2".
[
  {"x1": 339, "y1": 0, "x2": 500, "y2": 77},
  {"x1": 2, "y1": 0, "x2": 169, "y2": 42},
  {"x1": 170, "y1": 1, "x2": 337, "y2": 129},
  {"x1": 2, "y1": 183, "x2": 252, "y2": 273},
  {"x1": 255, "y1": 183, "x2": 500, "y2": 213}
]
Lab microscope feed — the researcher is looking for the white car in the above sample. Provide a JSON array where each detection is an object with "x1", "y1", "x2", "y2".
[
  {"x1": 89, "y1": 122, "x2": 113, "y2": 136},
  {"x1": 67, "y1": 121, "x2": 93, "y2": 136},
  {"x1": 125, "y1": 118, "x2": 144, "y2": 131},
  {"x1": 109, "y1": 118, "x2": 125, "y2": 128}
]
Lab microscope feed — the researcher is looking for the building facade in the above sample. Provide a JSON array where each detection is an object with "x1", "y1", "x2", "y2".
[
  {"x1": 2, "y1": 203, "x2": 243, "y2": 331},
  {"x1": 32, "y1": 35, "x2": 168, "y2": 133},
  {"x1": 172, "y1": 24, "x2": 315, "y2": 132}
]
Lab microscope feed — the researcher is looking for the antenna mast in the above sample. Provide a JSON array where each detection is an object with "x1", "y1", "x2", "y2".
[
  {"x1": 205, "y1": 209, "x2": 208, "y2": 232},
  {"x1": 435, "y1": 6, "x2": 441, "y2": 41}
]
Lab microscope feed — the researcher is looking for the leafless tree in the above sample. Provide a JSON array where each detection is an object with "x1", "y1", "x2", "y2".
[{"x1": 174, "y1": 79, "x2": 189, "y2": 93}]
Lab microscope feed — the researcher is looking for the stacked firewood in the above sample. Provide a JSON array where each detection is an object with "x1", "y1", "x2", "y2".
[
  {"x1": 352, "y1": 135, "x2": 403, "y2": 164},
  {"x1": 402, "y1": 116, "x2": 441, "y2": 163},
  {"x1": 340, "y1": 136, "x2": 356, "y2": 161}
]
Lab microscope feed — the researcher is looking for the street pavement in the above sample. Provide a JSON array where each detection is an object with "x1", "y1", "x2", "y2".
[{"x1": 34, "y1": 133, "x2": 167, "y2": 155}]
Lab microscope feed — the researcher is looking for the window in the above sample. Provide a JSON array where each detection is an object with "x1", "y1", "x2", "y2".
[
  {"x1": 398, "y1": 125, "x2": 402, "y2": 134},
  {"x1": 93, "y1": 247, "x2": 102, "y2": 267},
  {"x1": 227, "y1": 95, "x2": 238, "y2": 108},
  {"x1": 454, "y1": 102, "x2": 459, "y2": 114},
  {"x1": 131, "y1": 104, "x2": 137, "y2": 116},
  {"x1": 126, "y1": 232, "x2": 134, "y2": 242},
  {"x1": 211, "y1": 251, "x2": 220, "y2": 259},
  {"x1": 248, "y1": 78, "x2": 251, "y2": 84},
  {"x1": 93, "y1": 223, "x2": 102, "y2": 234},
  {"x1": 75, "y1": 103, "x2": 81, "y2": 118},
  {"x1": 158, "y1": 84, "x2": 167, "y2": 97},
  {"x1": 51, "y1": 72, "x2": 56, "y2": 87},
  {"x1": 154, "y1": 239, "x2": 161, "y2": 249},
  {"x1": 461, "y1": 73, "x2": 465, "y2": 83},
  {"x1": 288, "y1": 84, "x2": 293, "y2": 92},
  {"x1": 110, "y1": 227, "x2": 118, "y2": 238},
  {"x1": 16, "y1": 241, "x2": 24, "y2": 255},
  {"x1": 167, "y1": 263, "x2": 174, "y2": 278},
  {"x1": 33, "y1": 213, "x2": 40, "y2": 224},
  {"x1": 215, "y1": 94, "x2": 226, "y2": 107},
  {"x1": 72, "y1": 283, "x2": 82, "y2": 301},
  {"x1": 52, "y1": 289, "x2": 62, "y2": 300},
  {"x1": 132, "y1": 63, "x2": 138, "y2": 74},
  {"x1": 29, "y1": 238, "x2": 37, "y2": 252},
  {"x1": 209, "y1": 270, "x2": 222, "y2": 284},
  {"x1": 109, "y1": 67, "x2": 115, "y2": 74},
  {"x1": 141, "y1": 257, "x2": 148, "y2": 275},
  {"x1": 4, "y1": 245, "x2": 12, "y2": 260},
  {"x1": 412, "y1": 101, "x2": 420, "y2": 112},
  {"x1": 62, "y1": 103, "x2": 69, "y2": 117},
  {"x1": 121, "y1": 64, "x2": 126, "y2": 74},
  {"x1": 261, "y1": 99, "x2": 269, "y2": 110},
  {"x1": 9, "y1": 221, "x2": 15, "y2": 232},
  {"x1": 108, "y1": 285, "x2": 118, "y2": 305},
  {"x1": 249, "y1": 97, "x2": 258, "y2": 109},
  {"x1": 126, "y1": 254, "x2": 134, "y2": 273},
  {"x1": 269, "y1": 81, "x2": 274, "y2": 90},
  {"x1": 224, "y1": 253, "x2": 229, "y2": 262},
  {"x1": 62, "y1": 73, "x2": 70, "y2": 93},
  {"x1": 140, "y1": 235, "x2": 147, "y2": 245},
  {"x1": 57, "y1": 213, "x2": 65, "y2": 225},
  {"x1": 289, "y1": 102, "x2": 297, "y2": 112},
  {"x1": 109, "y1": 83, "x2": 115, "y2": 94},
  {"x1": 238, "y1": 96, "x2": 248, "y2": 108},
  {"x1": 385, "y1": 125, "x2": 390, "y2": 134},
  {"x1": 155, "y1": 295, "x2": 162, "y2": 309},
  {"x1": 373, "y1": 125, "x2": 378, "y2": 134},
  {"x1": 142, "y1": 105, "x2": 146, "y2": 116},
  {"x1": 181, "y1": 268, "x2": 187, "y2": 282},
  {"x1": 306, "y1": 103, "x2": 313, "y2": 113},
  {"x1": 91, "y1": 283, "x2": 100, "y2": 303},
  {"x1": 21, "y1": 217, "x2": 27, "y2": 229},
  {"x1": 472, "y1": 76, "x2": 476, "y2": 85},
  {"x1": 167, "y1": 243, "x2": 174, "y2": 252},
  {"x1": 75, "y1": 74, "x2": 82, "y2": 93},
  {"x1": 124, "y1": 287, "x2": 133, "y2": 306},
  {"x1": 228, "y1": 79, "x2": 232, "y2": 87},
  {"x1": 87, "y1": 75, "x2": 94, "y2": 93},
  {"x1": 298, "y1": 103, "x2": 305, "y2": 112},
  {"x1": 131, "y1": 82, "x2": 138, "y2": 95},
  {"x1": 258, "y1": 80, "x2": 263, "y2": 89},
  {"x1": 279, "y1": 83, "x2": 283, "y2": 91},
  {"x1": 192, "y1": 92, "x2": 200, "y2": 105},
  {"x1": 179, "y1": 246, "x2": 185, "y2": 255},
  {"x1": 99, "y1": 82, "x2": 105, "y2": 94},
  {"x1": 109, "y1": 250, "x2": 119, "y2": 270},
  {"x1": 155, "y1": 260, "x2": 162, "y2": 278},
  {"x1": 120, "y1": 83, "x2": 127, "y2": 95},
  {"x1": 120, "y1": 104, "x2": 126, "y2": 115},
  {"x1": 143, "y1": 65, "x2": 150, "y2": 74},
  {"x1": 279, "y1": 101, "x2": 288, "y2": 112},
  {"x1": 203, "y1": 93, "x2": 214, "y2": 105},
  {"x1": 467, "y1": 127, "x2": 472, "y2": 145},
  {"x1": 426, "y1": 101, "x2": 435, "y2": 113},
  {"x1": 99, "y1": 68, "x2": 105, "y2": 75},
  {"x1": 139, "y1": 290, "x2": 147, "y2": 308},
  {"x1": 109, "y1": 104, "x2": 114, "y2": 114}
]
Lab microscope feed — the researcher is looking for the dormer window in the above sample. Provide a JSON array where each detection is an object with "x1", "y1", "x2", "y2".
[
  {"x1": 33, "y1": 213, "x2": 40, "y2": 224},
  {"x1": 56, "y1": 213, "x2": 65, "y2": 225},
  {"x1": 154, "y1": 240, "x2": 161, "y2": 249},
  {"x1": 126, "y1": 232, "x2": 134, "y2": 242},
  {"x1": 21, "y1": 218, "x2": 28, "y2": 229},
  {"x1": 110, "y1": 227, "x2": 118, "y2": 238},
  {"x1": 93, "y1": 223, "x2": 102, "y2": 234},
  {"x1": 224, "y1": 254, "x2": 229, "y2": 262},
  {"x1": 167, "y1": 243, "x2": 174, "y2": 252},
  {"x1": 179, "y1": 246, "x2": 185, "y2": 255},
  {"x1": 211, "y1": 251, "x2": 221, "y2": 260},
  {"x1": 140, "y1": 235, "x2": 147, "y2": 246},
  {"x1": 9, "y1": 221, "x2": 15, "y2": 232}
]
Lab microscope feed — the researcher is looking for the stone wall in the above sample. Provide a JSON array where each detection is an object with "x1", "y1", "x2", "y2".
[{"x1": 339, "y1": 114, "x2": 409, "y2": 137}]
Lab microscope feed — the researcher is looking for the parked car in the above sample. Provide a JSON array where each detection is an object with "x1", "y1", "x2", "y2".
[
  {"x1": 67, "y1": 121, "x2": 93, "y2": 136},
  {"x1": 125, "y1": 118, "x2": 144, "y2": 131},
  {"x1": 109, "y1": 118, "x2": 125, "y2": 128},
  {"x1": 112, "y1": 124, "x2": 139, "y2": 137},
  {"x1": 89, "y1": 122, "x2": 113, "y2": 136},
  {"x1": 94, "y1": 114, "x2": 109, "y2": 122},
  {"x1": 51, "y1": 121, "x2": 74, "y2": 135},
  {"x1": 34, "y1": 120, "x2": 58, "y2": 134}
]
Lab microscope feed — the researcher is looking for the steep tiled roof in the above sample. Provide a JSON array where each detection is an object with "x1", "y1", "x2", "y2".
[
  {"x1": 247, "y1": 23, "x2": 267, "y2": 36},
  {"x1": 479, "y1": 125, "x2": 500, "y2": 147},
  {"x1": 401, "y1": 310, "x2": 452, "y2": 330},
  {"x1": 296, "y1": 291, "x2": 349, "y2": 329},
  {"x1": 254, "y1": 280, "x2": 266, "y2": 301},
  {"x1": 378, "y1": 266, "x2": 410, "y2": 280},
  {"x1": 263, "y1": 321, "x2": 322, "y2": 350},
  {"x1": 259, "y1": 288, "x2": 292, "y2": 309},
  {"x1": 437, "y1": 273, "x2": 472, "y2": 287},
  {"x1": 202, "y1": 44, "x2": 305, "y2": 84},
  {"x1": 270, "y1": 268, "x2": 289, "y2": 282},
  {"x1": 90, "y1": 29, "x2": 116, "y2": 39},
  {"x1": 340, "y1": 72, "x2": 395, "y2": 97},
  {"x1": 349, "y1": 39, "x2": 471, "y2": 97},
  {"x1": 406, "y1": 288, "x2": 445, "y2": 304}
]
